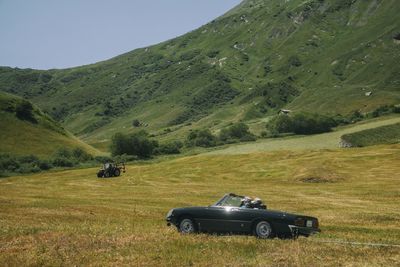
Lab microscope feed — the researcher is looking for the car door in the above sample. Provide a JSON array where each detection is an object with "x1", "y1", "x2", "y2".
[{"x1": 197, "y1": 206, "x2": 250, "y2": 233}]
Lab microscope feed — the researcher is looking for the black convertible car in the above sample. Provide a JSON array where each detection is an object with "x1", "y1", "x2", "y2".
[{"x1": 166, "y1": 193, "x2": 320, "y2": 239}]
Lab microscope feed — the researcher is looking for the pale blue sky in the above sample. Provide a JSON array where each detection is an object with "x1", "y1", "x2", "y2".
[{"x1": 0, "y1": 0, "x2": 241, "y2": 70}]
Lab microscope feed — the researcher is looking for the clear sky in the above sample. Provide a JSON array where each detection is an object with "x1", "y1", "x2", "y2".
[{"x1": 0, "y1": 0, "x2": 241, "y2": 70}]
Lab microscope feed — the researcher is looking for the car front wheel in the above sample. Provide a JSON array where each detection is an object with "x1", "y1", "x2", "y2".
[
  {"x1": 179, "y1": 218, "x2": 196, "y2": 234},
  {"x1": 254, "y1": 221, "x2": 273, "y2": 239}
]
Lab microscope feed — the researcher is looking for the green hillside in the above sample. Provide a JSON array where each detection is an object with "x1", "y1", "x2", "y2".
[
  {"x1": 0, "y1": 0, "x2": 399, "y2": 146},
  {"x1": 341, "y1": 122, "x2": 400, "y2": 147},
  {"x1": 0, "y1": 92, "x2": 100, "y2": 157}
]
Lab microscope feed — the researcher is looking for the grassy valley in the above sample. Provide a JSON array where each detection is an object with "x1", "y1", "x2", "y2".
[
  {"x1": 0, "y1": 0, "x2": 399, "y2": 146},
  {"x1": 1, "y1": 1, "x2": 400, "y2": 265}
]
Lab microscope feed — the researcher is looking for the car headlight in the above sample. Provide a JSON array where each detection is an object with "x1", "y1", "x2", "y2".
[{"x1": 166, "y1": 209, "x2": 174, "y2": 218}]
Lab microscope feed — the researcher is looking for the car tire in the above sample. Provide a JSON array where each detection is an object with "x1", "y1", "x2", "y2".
[
  {"x1": 254, "y1": 221, "x2": 273, "y2": 239},
  {"x1": 114, "y1": 169, "x2": 121, "y2": 177},
  {"x1": 178, "y1": 218, "x2": 196, "y2": 234}
]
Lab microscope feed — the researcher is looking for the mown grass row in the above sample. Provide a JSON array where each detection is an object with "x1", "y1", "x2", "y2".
[{"x1": 0, "y1": 144, "x2": 399, "y2": 266}]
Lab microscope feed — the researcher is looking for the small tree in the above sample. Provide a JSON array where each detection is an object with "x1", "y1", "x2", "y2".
[
  {"x1": 110, "y1": 133, "x2": 130, "y2": 156},
  {"x1": 219, "y1": 122, "x2": 256, "y2": 143},
  {"x1": 186, "y1": 129, "x2": 217, "y2": 147},
  {"x1": 288, "y1": 56, "x2": 302, "y2": 67},
  {"x1": 132, "y1": 119, "x2": 141, "y2": 127},
  {"x1": 16, "y1": 100, "x2": 36, "y2": 123},
  {"x1": 110, "y1": 131, "x2": 158, "y2": 158},
  {"x1": 72, "y1": 147, "x2": 93, "y2": 161}
]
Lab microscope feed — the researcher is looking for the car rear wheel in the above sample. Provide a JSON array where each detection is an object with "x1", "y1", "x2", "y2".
[
  {"x1": 254, "y1": 221, "x2": 273, "y2": 239},
  {"x1": 179, "y1": 218, "x2": 196, "y2": 234}
]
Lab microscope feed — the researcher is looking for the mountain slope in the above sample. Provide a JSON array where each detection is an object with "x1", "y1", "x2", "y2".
[
  {"x1": 0, "y1": 92, "x2": 100, "y2": 157},
  {"x1": 0, "y1": 0, "x2": 399, "y2": 146}
]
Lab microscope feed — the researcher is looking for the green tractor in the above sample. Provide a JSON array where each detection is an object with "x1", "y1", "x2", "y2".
[{"x1": 97, "y1": 162, "x2": 125, "y2": 178}]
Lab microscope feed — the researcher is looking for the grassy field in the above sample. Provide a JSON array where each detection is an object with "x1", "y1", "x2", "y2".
[
  {"x1": 342, "y1": 122, "x2": 400, "y2": 147},
  {"x1": 1, "y1": 144, "x2": 399, "y2": 266},
  {"x1": 208, "y1": 116, "x2": 400, "y2": 155}
]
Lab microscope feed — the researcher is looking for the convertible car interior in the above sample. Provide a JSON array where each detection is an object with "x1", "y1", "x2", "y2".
[{"x1": 214, "y1": 193, "x2": 267, "y2": 210}]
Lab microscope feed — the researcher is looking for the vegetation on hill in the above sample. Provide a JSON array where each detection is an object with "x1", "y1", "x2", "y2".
[
  {"x1": 341, "y1": 123, "x2": 400, "y2": 147},
  {"x1": 266, "y1": 113, "x2": 339, "y2": 136},
  {"x1": 0, "y1": 92, "x2": 100, "y2": 157},
  {"x1": 0, "y1": 0, "x2": 399, "y2": 144}
]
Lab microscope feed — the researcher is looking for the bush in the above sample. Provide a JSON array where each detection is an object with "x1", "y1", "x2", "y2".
[
  {"x1": 132, "y1": 119, "x2": 141, "y2": 127},
  {"x1": 0, "y1": 154, "x2": 20, "y2": 173},
  {"x1": 38, "y1": 160, "x2": 52, "y2": 170},
  {"x1": 156, "y1": 141, "x2": 183, "y2": 155},
  {"x1": 288, "y1": 56, "x2": 302, "y2": 67},
  {"x1": 110, "y1": 131, "x2": 159, "y2": 158},
  {"x1": 72, "y1": 148, "x2": 93, "y2": 161},
  {"x1": 94, "y1": 156, "x2": 113, "y2": 164},
  {"x1": 267, "y1": 113, "x2": 338, "y2": 135},
  {"x1": 19, "y1": 155, "x2": 39, "y2": 164},
  {"x1": 16, "y1": 100, "x2": 37, "y2": 123},
  {"x1": 113, "y1": 154, "x2": 138, "y2": 163},
  {"x1": 219, "y1": 123, "x2": 256, "y2": 143},
  {"x1": 54, "y1": 147, "x2": 72, "y2": 159},
  {"x1": 186, "y1": 129, "x2": 217, "y2": 148},
  {"x1": 52, "y1": 157, "x2": 75, "y2": 167},
  {"x1": 16, "y1": 163, "x2": 41, "y2": 174}
]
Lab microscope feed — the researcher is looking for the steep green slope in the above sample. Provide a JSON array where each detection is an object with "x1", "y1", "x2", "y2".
[
  {"x1": 0, "y1": 93, "x2": 100, "y2": 157},
  {"x1": 341, "y1": 122, "x2": 400, "y2": 147},
  {"x1": 0, "y1": 0, "x2": 399, "y2": 145}
]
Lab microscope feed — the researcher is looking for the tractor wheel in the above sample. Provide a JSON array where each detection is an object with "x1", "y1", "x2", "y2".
[
  {"x1": 104, "y1": 172, "x2": 110, "y2": 178},
  {"x1": 97, "y1": 172, "x2": 103, "y2": 178},
  {"x1": 114, "y1": 169, "x2": 121, "y2": 177}
]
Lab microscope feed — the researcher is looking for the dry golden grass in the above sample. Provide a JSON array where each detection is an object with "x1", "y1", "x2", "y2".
[{"x1": 1, "y1": 145, "x2": 400, "y2": 266}]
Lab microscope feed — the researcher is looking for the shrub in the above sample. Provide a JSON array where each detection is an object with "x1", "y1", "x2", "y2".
[
  {"x1": 110, "y1": 131, "x2": 159, "y2": 158},
  {"x1": 288, "y1": 56, "x2": 302, "y2": 67},
  {"x1": 52, "y1": 157, "x2": 75, "y2": 167},
  {"x1": 19, "y1": 155, "x2": 39, "y2": 164},
  {"x1": 110, "y1": 133, "x2": 130, "y2": 157},
  {"x1": 156, "y1": 141, "x2": 183, "y2": 155},
  {"x1": 16, "y1": 163, "x2": 41, "y2": 174},
  {"x1": 72, "y1": 147, "x2": 93, "y2": 161},
  {"x1": 38, "y1": 160, "x2": 52, "y2": 170},
  {"x1": 132, "y1": 119, "x2": 141, "y2": 127},
  {"x1": 349, "y1": 110, "x2": 364, "y2": 122},
  {"x1": 16, "y1": 100, "x2": 37, "y2": 123},
  {"x1": 186, "y1": 129, "x2": 217, "y2": 148},
  {"x1": 113, "y1": 154, "x2": 138, "y2": 163},
  {"x1": 219, "y1": 123, "x2": 256, "y2": 143},
  {"x1": 0, "y1": 154, "x2": 20, "y2": 173},
  {"x1": 267, "y1": 113, "x2": 338, "y2": 135},
  {"x1": 94, "y1": 156, "x2": 113, "y2": 164},
  {"x1": 54, "y1": 147, "x2": 72, "y2": 159}
]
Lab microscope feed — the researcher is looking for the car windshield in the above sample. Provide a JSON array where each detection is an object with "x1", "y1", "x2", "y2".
[{"x1": 213, "y1": 194, "x2": 243, "y2": 207}]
